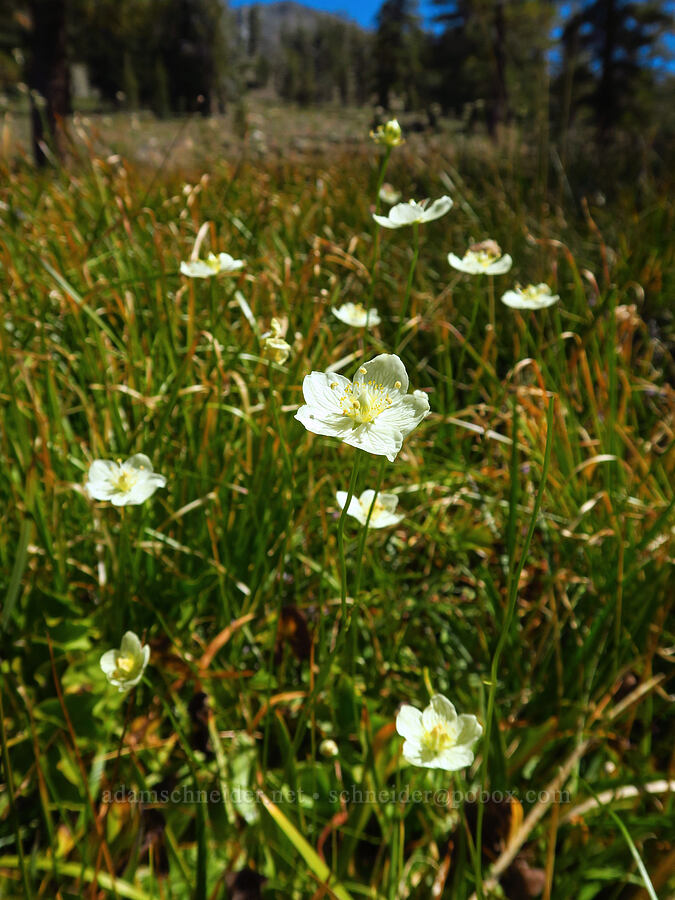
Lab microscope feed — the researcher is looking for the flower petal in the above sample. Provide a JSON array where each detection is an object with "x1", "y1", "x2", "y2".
[
  {"x1": 401, "y1": 739, "x2": 428, "y2": 766},
  {"x1": 109, "y1": 492, "x2": 133, "y2": 506},
  {"x1": 448, "y1": 252, "x2": 476, "y2": 273},
  {"x1": 124, "y1": 453, "x2": 154, "y2": 472},
  {"x1": 100, "y1": 649, "x2": 118, "y2": 676},
  {"x1": 376, "y1": 492, "x2": 399, "y2": 513},
  {"x1": 121, "y1": 631, "x2": 142, "y2": 657},
  {"x1": 420, "y1": 195, "x2": 453, "y2": 222},
  {"x1": 217, "y1": 253, "x2": 244, "y2": 272},
  {"x1": 336, "y1": 490, "x2": 365, "y2": 523},
  {"x1": 295, "y1": 406, "x2": 354, "y2": 439},
  {"x1": 180, "y1": 260, "x2": 215, "y2": 278},
  {"x1": 370, "y1": 509, "x2": 404, "y2": 528},
  {"x1": 375, "y1": 392, "x2": 430, "y2": 439},
  {"x1": 126, "y1": 476, "x2": 164, "y2": 505},
  {"x1": 389, "y1": 202, "x2": 424, "y2": 227},
  {"x1": 396, "y1": 705, "x2": 424, "y2": 741},
  {"x1": 301, "y1": 371, "x2": 349, "y2": 413},
  {"x1": 372, "y1": 213, "x2": 402, "y2": 229},
  {"x1": 488, "y1": 254, "x2": 512, "y2": 274},
  {"x1": 422, "y1": 694, "x2": 458, "y2": 731},
  {"x1": 341, "y1": 422, "x2": 403, "y2": 462},
  {"x1": 436, "y1": 745, "x2": 475, "y2": 771},
  {"x1": 456, "y1": 713, "x2": 483, "y2": 746},
  {"x1": 353, "y1": 354, "x2": 409, "y2": 394}
]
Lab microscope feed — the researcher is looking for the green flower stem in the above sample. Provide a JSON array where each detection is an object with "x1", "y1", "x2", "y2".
[
  {"x1": 288, "y1": 451, "x2": 363, "y2": 758},
  {"x1": 456, "y1": 286, "x2": 483, "y2": 387},
  {"x1": 394, "y1": 222, "x2": 419, "y2": 351},
  {"x1": 474, "y1": 397, "x2": 554, "y2": 899},
  {"x1": 337, "y1": 452, "x2": 362, "y2": 623},
  {"x1": 348, "y1": 455, "x2": 387, "y2": 674},
  {"x1": 374, "y1": 147, "x2": 392, "y2": 217},
  {"x1": 364, "y1": 147, "x2": 392, "y2": 345},
  {"x1": 262, "y1": 386, "x2": 296, "y2": 771},
  {"x1": 114, "y1": 508, "x2": 131, "y2": 634},
  {"x1": 488, "y1": 275, "x2": 496, "y2": 338},
  {"x1": 92, "y1": 690, "x2": 136, "y2": 881},
  {"x1": 354, "y1": 455, "x2": 387, "y2": 597}
]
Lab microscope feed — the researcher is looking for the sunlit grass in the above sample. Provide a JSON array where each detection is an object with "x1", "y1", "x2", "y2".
[{"x1": 0, "y1": 110, "x2": 673, "y2": 899}]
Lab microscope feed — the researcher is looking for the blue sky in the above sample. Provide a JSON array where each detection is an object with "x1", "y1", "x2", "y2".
[
  {"x1": 230, "y1": 0, "x2": 675, "y2": 72},
  {"x1": 229, "y1": 0, "x2": 441, "y2": 30}
]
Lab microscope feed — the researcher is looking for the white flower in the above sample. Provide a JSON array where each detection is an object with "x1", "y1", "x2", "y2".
[
  {"x1": 396, "y1": 694, "x2": 483, "y2": 771},
  {"x1": 332, "y1": 302, "x2": 381, "y2": 328},
  {"x1": 319, "y1": 738, "x2": 339, "y2": 758},
  {"x1": 100, "y1": 631, "x2": 150, "y2": 692},
  {"x1": 448, "y1": 239, "x2": 512, "y2": 275},
  {"x1": 373, "y1": 196, "x2": 453, "y2": 229},
  {"x1": 180, "y1": 252, "x2": 244, "y2": 279},
  {"x1": 379, "y1": 183, "x2": 402, "y2": 205},
  {"x1": 261, "y1": 317, "x2": 291, "y2": 364},
  {"x1": 294, "y1": 353, "x2": 430, "y2": 463},
  {"x1": 370, "y1": 118, "x2": 404, "y2": 147},
  {"x1": 501, "y1": 283, "x2": 559, "y2": 310},
  {"x1": 336, "y1": 489, "x2": 404, "y2": 528},
  {"x1": 85, "y1": 454, "x2": 166, "y2": 506}
]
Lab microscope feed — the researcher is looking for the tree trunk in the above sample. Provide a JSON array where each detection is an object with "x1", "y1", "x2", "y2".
[
  {"x1": 488, "y1": 0, "x2": 508, "y2": 138},
  {"x1": 598, "y1": 0, "x2": 617, "y2": 137},
  {"x1": 28, "y1": 0, "x2": 70, "y2": 166}
]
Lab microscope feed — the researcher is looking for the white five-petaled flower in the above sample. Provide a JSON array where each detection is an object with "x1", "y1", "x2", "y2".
[
  {"x1": 100, "y1": 631, "x2": 150, "y2": 692},
  {"x1": 85, "y1": 454, "x2": 166, "y2": 506},
  {"x1": 396, "y1": 694, "x2": 483, "y2": 771},
  {"x1": 373, "y1": 196, "x2": 453, "y2": 229},
  {"x1": 448, "y1": 239, "x2": 512, "y2": 276},
  {"x1": 370, "y1": 118, "x2": 404, "y2": 147},
  {"x1": 336, "y1": 489, "x2": 404, "y2": 529},
  {"x1": 501, "y1": 283, "x2": 559, "y2": 310},
  {"x1": 180, "y1": 252, "x2": 244, "y2": 279},
  {"x1": 332, "y1": 302, "x2": 381, "y2": 328},
  {"x1": 379, "y1": 183, "x2": 402, "y2": 205},
  {"x1": 294, "y1": 353, "x2": 430, "y2": 463}
]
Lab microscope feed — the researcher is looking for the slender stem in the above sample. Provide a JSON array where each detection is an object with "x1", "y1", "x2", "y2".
[
  {"x1": 354, "y1": 456, "x2": 387, "y2": 597},
  {"x1": 337, "y1": 452, "x2": 362, "y2": 623},
  {"x1": 262, "y1": 385, "x2": 297, "y2": 769},
  {"x1": 114, "y1": 507, "x2": 130, "y2": 634},
  {"x1": 457, "y1": 287, "x2": 483, "y2": 386},
  {"x1": 395, "y1": 222, "x2": 419, "y2": 351},
  {"x1": 488, "y1": 275, "x2": 496, "y2": 337},
  {"x1": 348, "y1": 456, "x2": 387, "y2": 674},
  {"x1": 474, "y1": 397, "x2": 555, "y2": 898},
  {"x1": 374, "y1": 147, "x2": 392, "y2": 217},
  {"x1": 91, "y1": 690, "x2": 135, "y2": 898},
  {"x1": 364, "y1": 147, "x2": 392, "y2": 345}
]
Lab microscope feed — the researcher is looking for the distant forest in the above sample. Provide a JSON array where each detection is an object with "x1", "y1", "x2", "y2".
[{"x1": 1, "y1": 0, "x2": 674, "y2": 158}]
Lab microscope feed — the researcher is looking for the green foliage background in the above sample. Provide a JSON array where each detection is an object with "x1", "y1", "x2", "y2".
[{"x1": 0, "y1": 112, "x2": 673, "y2": 898}]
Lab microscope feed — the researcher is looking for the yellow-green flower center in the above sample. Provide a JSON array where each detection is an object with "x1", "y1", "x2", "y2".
[
  {"x1": 113, "y1": 470, "x2": 137, "y2": 494},
  {"x1": 115, "y1": 654, "x2": 136, "y2": 677},
  {"x1": 469, "y1": 250, "x2": 498, "y2": 267},
  {"x1": 421, "y1": 723, "x2": 456, "y2": 756},
  {"x1": 335, "y1": 380, "x2": 396, "y2": 425}
]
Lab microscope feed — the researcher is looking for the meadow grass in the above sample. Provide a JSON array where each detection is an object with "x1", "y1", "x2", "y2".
[{"x1": 0, "y1": 109, "x2": 673, "y2": 899}]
